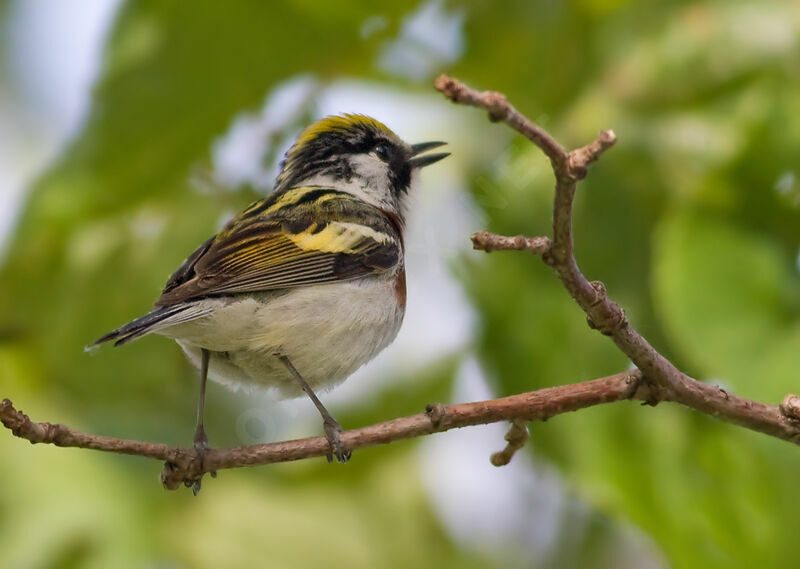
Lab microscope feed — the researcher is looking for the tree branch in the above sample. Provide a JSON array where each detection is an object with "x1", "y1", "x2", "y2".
[
  {"x1": 436, "y1": 73, "x2": 800, "y2": 445},
  {"x1": 4, "y1": 75, "x2": 800, "y2": 491},
  {"x1": 2, "y1": 371, "x2": 644, "y2": 489}
]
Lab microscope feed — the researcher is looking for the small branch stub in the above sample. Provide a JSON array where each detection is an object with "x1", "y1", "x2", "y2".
[
  {"x1": 567, "y1": 130, "x2": 617, "y2": 179},
  {"x1": 426, "y1": 402, "x2": 446, "y2": 429},
  {"x1": 490, "y1": 419, "x2": 530, "y2": 466},
  {"x1": 781, "y1": 394, "x2": 800, "y2": 422}
]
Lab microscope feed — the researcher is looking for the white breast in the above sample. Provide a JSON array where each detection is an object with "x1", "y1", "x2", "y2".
[{"x1": 161, "y1": 276, "x2": 405, "y2": 398}]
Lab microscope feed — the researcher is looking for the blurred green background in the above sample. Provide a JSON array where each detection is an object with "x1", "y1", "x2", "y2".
[{"x1": 2, "y1": 1, "x2": 800, "y2": 567}]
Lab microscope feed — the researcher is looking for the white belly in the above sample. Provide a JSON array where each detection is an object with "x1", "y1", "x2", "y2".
[{"x1": 160, "y1": 278, "x2": 404, "y2": 397}]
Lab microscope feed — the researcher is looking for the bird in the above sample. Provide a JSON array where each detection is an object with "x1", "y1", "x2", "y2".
[{"x1": 91, "y1": 114, "x2": 448, "y2": 480}]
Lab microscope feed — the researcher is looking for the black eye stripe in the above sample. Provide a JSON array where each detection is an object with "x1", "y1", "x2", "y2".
[{"x1": 374, "y1": 143, "x2": 391, "y2": 161}]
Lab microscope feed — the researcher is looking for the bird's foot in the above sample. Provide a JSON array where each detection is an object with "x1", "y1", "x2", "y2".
[
  {"x1": 190, "y1": 426, "x2": 216, "y2": 495},
  {"x1": 323, "y1": 418, "x2": 351, "y2": 464}
]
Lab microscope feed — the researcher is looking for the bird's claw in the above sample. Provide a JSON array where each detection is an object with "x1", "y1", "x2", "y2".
[{"x1": 323, "y1": 419, "x2": 351, "y2": 464}]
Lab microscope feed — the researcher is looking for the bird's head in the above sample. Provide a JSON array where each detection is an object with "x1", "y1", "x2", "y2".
[{"x1": 276, "y1": 114, "x2": 448, "y2": 216}]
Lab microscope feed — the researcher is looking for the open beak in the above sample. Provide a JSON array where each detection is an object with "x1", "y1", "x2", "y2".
[{"x1": 409, "y1": 141, "x2": 449, "y2": 168}]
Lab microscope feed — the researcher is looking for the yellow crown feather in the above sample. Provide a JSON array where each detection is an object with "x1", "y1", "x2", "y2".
[{"x1": 294, "y1": 114, "x2": 394, "y2": 148}]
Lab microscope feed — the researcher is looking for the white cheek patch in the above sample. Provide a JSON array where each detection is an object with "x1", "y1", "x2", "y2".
[
  {"x1": 322, "y1": 153, "x2": 397, "y2": 210},
  {"x1": 348, "y1": 153, "x2": 391, "y2": 189}
]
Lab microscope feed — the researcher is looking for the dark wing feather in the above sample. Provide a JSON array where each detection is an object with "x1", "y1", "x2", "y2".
[
  {"x1": 155, "y1": 187, "x2": 401, "y2": 307},
  {"x1": 161, "y1": 237, "x2": 214, "y2": 296}
]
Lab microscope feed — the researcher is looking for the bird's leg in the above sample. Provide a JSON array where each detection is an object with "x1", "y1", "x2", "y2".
[
  {"x1": 279, "y1": 355, "x2": 351, "y2": 463},
  {"x1": 190, "y1": 348, "x2": 214, "y2": 495},
  {"x1": 194, "y1": 348, "x2": 210, "y2": 451}
]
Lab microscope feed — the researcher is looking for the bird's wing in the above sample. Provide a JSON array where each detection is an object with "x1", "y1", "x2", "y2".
[{"x1": 155, "y1": 186, "x2": 402, "y2": 306}]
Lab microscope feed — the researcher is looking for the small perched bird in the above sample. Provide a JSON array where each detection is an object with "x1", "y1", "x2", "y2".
[{"x1": 92, "y1": 114, "x2": 448, "y2": 476}]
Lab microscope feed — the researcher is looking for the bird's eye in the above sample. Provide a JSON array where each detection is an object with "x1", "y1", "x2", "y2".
[{"x1": 374, "y1": 143, "x2": 391, "y2": 161}]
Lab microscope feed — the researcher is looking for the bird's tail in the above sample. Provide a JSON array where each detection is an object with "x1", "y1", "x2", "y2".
[{"x1": 89, "y1": 304, "x2": 210, "y2": 348}]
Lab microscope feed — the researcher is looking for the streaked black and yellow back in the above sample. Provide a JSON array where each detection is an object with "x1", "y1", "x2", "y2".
[{"x1": 156, "y1": 185, "x2": 403, "y2": 306}]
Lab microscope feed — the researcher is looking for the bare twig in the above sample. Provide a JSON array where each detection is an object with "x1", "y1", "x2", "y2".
[
  {"x1": 471, "y1": 230, "x2": 551, "y2": 256},
  {"x1": 434, "y1": 74, "x2": 566, "y2": 166}
]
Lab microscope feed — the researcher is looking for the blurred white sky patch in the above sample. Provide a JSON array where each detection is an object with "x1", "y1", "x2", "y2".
[
  {"x1": 7, "y1": 0, "x2": 120, "y2": 136},
  {"x1": 0, "y1": 0, "x2": 121, "y2": 257},
  {"x1": 774, "y1": 170, "x2": 795, "y2": 195},
  {"x1": 377, "y1": 0, "x2": 465, "y2": 81},
  {"x1": 211, "y1": 75, "x2": 318, "y2": 190},
  {"x1": 419, "y1": 357, "x2": 568, "y2": 564}
]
